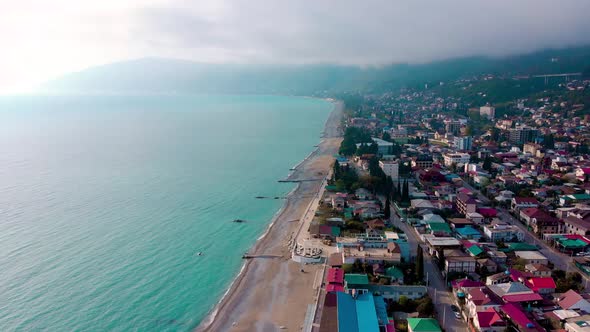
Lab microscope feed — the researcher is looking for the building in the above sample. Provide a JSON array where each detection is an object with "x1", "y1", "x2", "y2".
[
  {"x1": 454, "y1": 136, "x2": 473, "y2": 151},
  {"x1": 558, "y1": 290, "x2": 590, "y2": 312},
  {"x1": 474, "y1": 307, "x2": 506, "y2": 332},
  {"x1": 511, "y1": 197, "x2": 539, "y2": 213},
  {"x1": 523, "y1": 143, "x2": 543, "y2": 156},
  {"x1": 480, "y1": 106, "x2": 496, "y2": 120},
  {"x1": 456, "y1": 192, "x2": 478, "y2": 215},
  {"x1": 444, "y1": 119, "x2": 462, "y2": 135},
  {"x1": 423, "y1": 235, "x2": 461, "y2": 258},
  {"x1": 445, "y1": 256, "x2": 477, "y2": 274},
  {"x1": 525, "y1": 264, "x2": 551, "y2": 277},
  {"x1": 564, "y1": 315, "x2": 590, "y2": 332},
  {"x1": 509, "y1": 126, "x2": 539, "y2": 145},
  {"x1": 442, "y1": 152, "x2": 470, "y2": 167},
  {"x1": 349, "y1": 284, "x2": 428, "y2": 301},
  {"x1": 412, "y1": 154, "x2": 434, "y2": 169},
  {"x1": 519, "y1": 208, "x2": 563, "y2": 234},
  {"x1": 483, "y1": 221, "x2": 525, "y2": 242},
  {"x1": 515, "y1": 251, "x2": 549, "y2": 265},
  {"x1": 527, "y1": 277, "x2": 556, "y2": 295},
  {"x1": 371, "y1": 138, "x2": 394, "y2": 155},
  {"x1": 379, "y1": 160, "x2": 399, "y2": 180},
  {"x1": 564, "y1": 216, "x2": 590, "y2": 236},
  {"x1": 407, "y1": 318, "x2": 442, "y2": 332},
  {"x1": 320, "y1": 291, "x2": 390, "y2": 332}
]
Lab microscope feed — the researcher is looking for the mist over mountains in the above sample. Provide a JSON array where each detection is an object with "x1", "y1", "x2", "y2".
[{"x1": 41, "y1": 46, "x2": 590, "y2": 95}]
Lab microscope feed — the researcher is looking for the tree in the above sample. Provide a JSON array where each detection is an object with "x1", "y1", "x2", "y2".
[
  {"x1": 382, "y1": 132, "x2": 391, "y2": 142},
  {"x1": 398, "y1": 296, "x2": 410, "y2": 310},
  {"x1": 402, "y1": 180, "x2": 410, "y2": 204},
  {"x1": 543, "y1": 134, "x2": 555, "y2": 149},
  {"x1": 482, "y1": 156, "x2": 492, "y2": 171},
  {"x1": 416, "y1": 245, "x2": 424, "y2": 281},
  {"x1": 416, "y1": 297, "x2": 434, "y2": 317},
  {"x1": 384, "y1": 197, "x2": 391, "y2": 219}
]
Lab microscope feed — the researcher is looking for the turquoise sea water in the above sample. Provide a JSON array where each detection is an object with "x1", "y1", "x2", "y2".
[{"x1": 0, "y1": 94, "x2": 332, "y2": 331}]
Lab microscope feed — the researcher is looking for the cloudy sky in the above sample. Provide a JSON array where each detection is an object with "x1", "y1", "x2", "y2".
[{"x1": 2, "y1": 0, "x2": 590, "y2": 93}]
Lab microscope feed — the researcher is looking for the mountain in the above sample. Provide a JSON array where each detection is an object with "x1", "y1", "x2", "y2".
[{"x1": 41, "y1": 46, "x2": 590, "y2": 95}]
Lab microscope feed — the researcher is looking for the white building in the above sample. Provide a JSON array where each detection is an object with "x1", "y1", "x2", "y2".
[
  {"x1": 480, "y1": 106, "x2": 496, "y2": 120},
  {"x1": 379, "y1": 160, "x2": 399, "y2": 180},
  {"x1": 514, "y1": 251, "x2": 549, "y2": 265},
  {"x1": 443, "y1": 153, "x2": 471, "y2": 167},
  {"x1": 483, "y1": 221, "x2": 525, "y2": 242}
]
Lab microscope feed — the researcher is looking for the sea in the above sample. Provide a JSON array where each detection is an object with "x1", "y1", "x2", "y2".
[{"x1": 0, "y1": 94, "x2": 332, "y2": 331}]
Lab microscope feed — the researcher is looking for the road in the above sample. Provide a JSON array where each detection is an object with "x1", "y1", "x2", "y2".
[
  {"x1": 461, "y1": 181, "x2": 590, "y2": 290},
  {"x1": 389, "y1": 207, "x2": 468, "y2": 331}
]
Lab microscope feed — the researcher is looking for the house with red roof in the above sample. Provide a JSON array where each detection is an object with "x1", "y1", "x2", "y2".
[
  {"x1": 465, "y1": 287, "x2": 503, "y2": 319},
  {"x1": 326, "y1": 268, "x2": 345, "y2": 292},
  {"x1": 576, "y1": 167, "x2": 590, "y2": 182},
  {"x1": 558, "y1": 289, "x2": 590, "y2": 312},
  {"x1": 500, "y1": 303, "x2": 545, "y2": 332},
  {"x1": 519, "y1": 208, "x2": 563, "y2": 235},
  {"x1": 527, "y1": 277, "x2": 556, "y2": 295},
  {"x1": 511, "y1": 197, "x2": 539, "y2": 213},
  {"x1": 474, "y1": 307, "x2": 506, "y2": 332},
  {"x1": 477, "y1": 207, "x2": 498, "y2": 221}
]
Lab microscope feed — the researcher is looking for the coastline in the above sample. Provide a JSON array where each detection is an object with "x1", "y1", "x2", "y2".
[{"x1": 195, "y1": 100, "x2": 343, "y2": 332}]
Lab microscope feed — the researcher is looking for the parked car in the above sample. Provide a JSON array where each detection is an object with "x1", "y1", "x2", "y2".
[{"x1": 451, "y1": 305, "x2": 461, "y2": 319}]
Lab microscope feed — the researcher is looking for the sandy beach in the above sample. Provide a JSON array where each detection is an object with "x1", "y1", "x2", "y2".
[{"x1": 195, "y1": 100, "x2": 343, "y2": 332}]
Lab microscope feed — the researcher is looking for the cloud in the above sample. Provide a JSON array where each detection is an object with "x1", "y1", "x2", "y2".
[{"x1": 1, "y1": 0, "x2": 590, "y2": 92}]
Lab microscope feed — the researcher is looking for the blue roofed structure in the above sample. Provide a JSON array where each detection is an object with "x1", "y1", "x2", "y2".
[
  {"x1": 337, "y1": 292, "x2": 359, "y2": 332},
  {"x1": 335, "y1": 292, "x2": 386, "y2": 332},
  {"x1": 355, "y1": 293, "x2": 380, "y2": 332}
]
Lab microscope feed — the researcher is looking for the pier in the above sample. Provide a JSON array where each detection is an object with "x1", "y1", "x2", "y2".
[{"x1": 242, "y1": 254, "x2": 282, "y2": 259}]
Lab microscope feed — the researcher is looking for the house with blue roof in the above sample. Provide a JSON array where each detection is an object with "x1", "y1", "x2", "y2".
[
  {"x1": 455, "y1": 226, "x2": 483, "y2": 241},
  {"x1": 335, "y1": 292, "x2": 390, "y2": 332}
]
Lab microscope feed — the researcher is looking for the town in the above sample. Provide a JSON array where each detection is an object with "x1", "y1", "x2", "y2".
[{"x1": 298, "y1": 70, "x2": 590, "y2": 332}]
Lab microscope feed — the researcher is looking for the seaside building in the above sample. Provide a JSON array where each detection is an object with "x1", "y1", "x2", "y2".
[
  {"x1": 355, "y1": 138, "x2": 394, "y2": 156},
  {"x1": 318, "y1": 291, "x2": 391, "y2": 332}
]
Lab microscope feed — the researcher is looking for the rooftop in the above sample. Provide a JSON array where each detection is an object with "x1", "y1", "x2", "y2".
[
  {"x1": 515, "y1": 251, "x2": 548, "y2": 260},
  {"x1": 407, "y1": 318, "x2": 441, "y2": 332},
  {"x1": 345, "y1": 274, "x2": 370, "y2": 285}
]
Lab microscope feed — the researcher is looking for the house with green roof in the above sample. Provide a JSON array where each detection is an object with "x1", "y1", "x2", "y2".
[
  {"x1": 426, "y1": 221, "x2": 452, "y2": 237},
  {"x1": 345, "y1": 274, "x2": 370, "y2": 287},
  {"x1": 467, "y1": 245, "x2": 485, "y2": 257},
  {"x1": 508, "y1": 243, "x2": 538, "y2": 252},
  {"x1": 385, "y1": 266, "x2": 404, "y2": 284},
  {"x1": 407, "y1": 318, "x2": 442, "y2": 332}
]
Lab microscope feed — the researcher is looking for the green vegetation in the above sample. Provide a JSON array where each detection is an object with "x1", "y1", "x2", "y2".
[
  {"x1": 386, "y1": 295, "x2": 434, "y2": 317},
  {"x1": 553, "y1": 270, "x2": 584, "y2": 293},
  {"x1": 416, "y1": 245, "x2": 424, "y2": 281},
  {"x1": 339, "y1": 127, "x2": 372, "y2": 156},
  {"x1": 331, "y1": 163, "x2": 359, "y2": 192}
]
